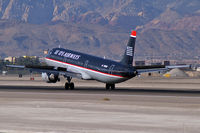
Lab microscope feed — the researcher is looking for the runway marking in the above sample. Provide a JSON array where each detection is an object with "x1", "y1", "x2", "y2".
[
  {"x1": 0, "y1": 91, "x2": 200, "y2": 99},
  {"x1": 58, "y1": 93, "x2": 200, "y2": 99}
]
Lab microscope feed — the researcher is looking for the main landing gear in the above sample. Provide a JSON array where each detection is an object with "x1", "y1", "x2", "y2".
[
  {"x1": 65, "y1": 77, "x2": 74, "y2": 90},
  {"x1": 106, "y1": 84, "x2": 115, "y2": 90}
]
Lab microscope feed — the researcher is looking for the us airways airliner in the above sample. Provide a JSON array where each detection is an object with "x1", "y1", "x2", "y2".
[{"x1": 7, "y1": 30, "x2": 189, "y2": 90}]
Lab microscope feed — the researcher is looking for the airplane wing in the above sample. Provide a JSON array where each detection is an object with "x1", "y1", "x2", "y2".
[
  {"x1": 135, "y1": 65, "x2": 190, "y2": 74},
  {"x1": 6, "y1": 65, "x2": 82, "y2": 79}
]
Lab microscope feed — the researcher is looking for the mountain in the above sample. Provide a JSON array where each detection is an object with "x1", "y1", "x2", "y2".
[
  {"x1": 1, "y1": 0, "x2": 199, "y2": 28},
  {"x1": 0, "y1": 0, "x2": 200, "y2": 60},
  {"x1": 0, "y1": 20, "x2": 128, "y2": 60}
]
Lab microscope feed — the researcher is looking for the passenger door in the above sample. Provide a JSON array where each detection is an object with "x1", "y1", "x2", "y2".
[
  {"x1": 84, "y1": 60, "x2": 89, "y2": 68},
  {"x1": 109, "y1": 65, "x2": 115, "y2": 74}
]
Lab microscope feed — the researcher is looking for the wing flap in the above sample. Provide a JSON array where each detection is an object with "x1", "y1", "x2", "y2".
[
  {"x1": 6, "y1": 65, "x2": 25, "y2": 69},
  {"x1": 6, "y1": 65, "x2": 82, "y2": 79}
]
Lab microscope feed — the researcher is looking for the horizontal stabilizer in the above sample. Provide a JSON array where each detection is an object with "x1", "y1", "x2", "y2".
[{"x1": 136, "y1": 65, "x2": 190, "y2": 74}]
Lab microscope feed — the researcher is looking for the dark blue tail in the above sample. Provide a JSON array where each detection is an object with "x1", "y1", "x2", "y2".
[{"x1": 120, "y1": 30, "x2": 136, "y2": 66}]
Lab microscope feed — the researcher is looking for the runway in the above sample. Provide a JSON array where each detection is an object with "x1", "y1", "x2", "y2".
[{"x1": 0, "y1": 76, "x2": 200, "y2": 133}]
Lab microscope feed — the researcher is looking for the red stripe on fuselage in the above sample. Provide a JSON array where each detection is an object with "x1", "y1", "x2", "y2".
[{"x1": 45, "y1": 57, "x2": 125, "y2": 78}]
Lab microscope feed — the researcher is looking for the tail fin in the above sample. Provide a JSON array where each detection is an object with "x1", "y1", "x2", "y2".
[{"x1": 120, "y1": 30, "x2": 136, "y2": 66}]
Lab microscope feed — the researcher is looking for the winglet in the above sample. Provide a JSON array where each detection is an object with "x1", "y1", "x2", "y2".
[{"x1": 130, "y1": 30, "x2": 136, "y2": 38}]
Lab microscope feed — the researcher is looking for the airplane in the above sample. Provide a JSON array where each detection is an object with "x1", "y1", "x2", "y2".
[{"x1": 7, "y1": 30, "x2": 189, "y2": 90}]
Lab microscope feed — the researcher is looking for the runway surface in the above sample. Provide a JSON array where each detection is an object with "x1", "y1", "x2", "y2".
[{"x1": 0, "y1": 76, "x2": 200, "y2": 133}]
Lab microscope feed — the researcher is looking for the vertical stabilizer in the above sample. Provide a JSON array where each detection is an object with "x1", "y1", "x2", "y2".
[{"x1": 120, "y1": 30, "x2": 136, "y2": 66}]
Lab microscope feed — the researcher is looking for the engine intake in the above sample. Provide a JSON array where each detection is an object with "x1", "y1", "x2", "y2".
[{"x1": 42, "y1": 73, "x2": 60, "y2": 83}]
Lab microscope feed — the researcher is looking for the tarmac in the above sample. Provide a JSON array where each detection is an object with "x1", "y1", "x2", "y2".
[{"x1": 0, "y1": 75, "x2": 200, "y2": 133}]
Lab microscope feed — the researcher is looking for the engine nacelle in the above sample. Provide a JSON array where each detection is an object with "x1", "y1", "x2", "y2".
[{"x1": 42, "y1": 72, "x2": 60, "y2": 83}]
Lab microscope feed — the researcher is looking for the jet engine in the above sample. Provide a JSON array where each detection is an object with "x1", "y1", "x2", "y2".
[{"x1": 42, "y1": 72, "x2": 60, "y2": 83}]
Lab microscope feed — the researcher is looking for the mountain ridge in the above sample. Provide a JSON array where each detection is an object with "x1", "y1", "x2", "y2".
[{"x1": 0, "y1": 0, "x2": 199, "y2": 60}]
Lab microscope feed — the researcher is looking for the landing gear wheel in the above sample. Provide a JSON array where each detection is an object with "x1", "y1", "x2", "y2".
[
  {"x1": 106, "y1": 84, "x2": 115, "y2": 90},
  {"x1": 110, "y1": 84, "x2": 115, "y2": 90},
  {"x1": 69, "y1": 82, "x2": 74, "y2": 90},
  {"x1": 64, "y1": 76, "x2": 75, "y2": 90},
  {"x1": 65, "y1": 83, "x2": 70, "y2": 90},
  {"x1": 106, "y1": 84, "x2": 110, "y2": 90}
]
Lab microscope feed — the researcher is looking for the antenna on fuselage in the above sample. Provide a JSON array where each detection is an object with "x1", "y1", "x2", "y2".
[{"x1": 58, "y1": 45, "x2": 61, "y2": 48}]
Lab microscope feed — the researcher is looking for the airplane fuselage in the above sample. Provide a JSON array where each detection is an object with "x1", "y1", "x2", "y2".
[{"x1": 45, "y1": 48, "x2": 136, "y2": 84}]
